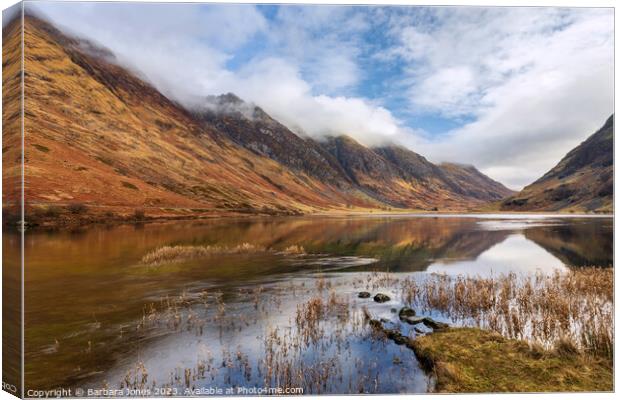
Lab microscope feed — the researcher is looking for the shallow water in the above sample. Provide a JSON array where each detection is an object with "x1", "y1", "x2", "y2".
[{"x1": 9, "y1": 215, "x2": 612, "y2": 394}]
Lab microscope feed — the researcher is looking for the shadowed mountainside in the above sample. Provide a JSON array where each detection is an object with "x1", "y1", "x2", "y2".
[
  {"x1": 439, "y1": 162, "x2": 515, "y2": 201},
  {"x1": 501, "y1": 115, "x2": 613, "y2": 213}
]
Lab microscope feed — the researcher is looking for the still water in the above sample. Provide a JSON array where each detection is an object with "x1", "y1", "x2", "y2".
[{"x1": 10, "y1": 215, "x2": 612, "y2": 394}]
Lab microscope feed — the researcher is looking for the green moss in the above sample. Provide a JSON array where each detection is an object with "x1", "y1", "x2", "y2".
[{"x1": 410, "y1": 328, "x2": 612, "y2": 393}]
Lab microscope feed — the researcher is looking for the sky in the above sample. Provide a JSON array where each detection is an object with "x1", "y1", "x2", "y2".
[{"x1": 27, "y1": 2, "x2": 614, "y2": 189}]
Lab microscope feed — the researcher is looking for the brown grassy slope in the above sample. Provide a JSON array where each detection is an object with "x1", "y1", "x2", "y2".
[
  {"x1": 501, "y1": 115, "x2": 613, "y2": 213},
  {"x1": 373, "y1": 145, "x2": 514, "y2": 203},
  {"x1": 21, "y1": 15, "x2": 373, "y2": 217},
  {"x1": 2, "y1": 15, "x2": 22, "y2": 218}
]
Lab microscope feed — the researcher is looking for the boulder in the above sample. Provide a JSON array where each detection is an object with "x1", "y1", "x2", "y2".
[
  {"x1": 373, "y1": 293, "x2": 391, "y2": 303},
  {"x1": 398, "y1": 307, "x2": 416, "y2": 318},
  {"x1": 358, "y1": 291, "x2": 371, "y2": 298},
  {"x1": 400, "y1": 315, "x2": 426, "y2": 325}
]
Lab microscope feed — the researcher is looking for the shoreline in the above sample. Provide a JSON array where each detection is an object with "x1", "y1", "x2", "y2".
[{"x1": 3, "y1": 206, "x2": 614, "y2": 232}]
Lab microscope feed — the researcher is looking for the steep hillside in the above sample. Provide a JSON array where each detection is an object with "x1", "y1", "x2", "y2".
[
  {"x1": 2, "y1": 6, "x2": 25, "y2": 394},
  {"x1": 9, "y1": 14, "x2": 517, "y2": 226},
  {"x1": 319, "y1": 138, "x2": 513, "y2": 209},
  {"x1": 374, "y1": 145, "x2": 446, "y2": 182},
  {"x1": 20, "y1": 14, "x2": 378, "y2": 225},
  {"x1": 322, "y1": 136, "x2": 422, "y2": 207},
  {"x1": 2, "y1": 12, "x2": 22, "y2": 221},
  {"x1": 501, "y1": 115, "x2": 613, "y2": 213}
]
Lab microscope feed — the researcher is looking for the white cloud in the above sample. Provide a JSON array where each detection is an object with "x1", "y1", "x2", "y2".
[
  {"x1": 387, "y1": 7, "x2": 613, "y2": 188},
  {"x1": 414, "y1": 66, "x2": 480, "y2": 116},
  {"x1": 267, "y1": 5, "x2": 367, "y2": 93},
  {"x1": 223, "y1": 58, "x2": 401, "y2": 144}
]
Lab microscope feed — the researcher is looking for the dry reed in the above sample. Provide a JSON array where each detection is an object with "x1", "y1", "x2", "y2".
[{"x1": 399, "y1": 268, "x2": 613, "y2": 358}]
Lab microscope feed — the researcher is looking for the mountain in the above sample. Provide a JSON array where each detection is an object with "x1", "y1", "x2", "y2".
[
  {"x1": 501, "y1": 115, "x2": 613, "y2": 213},
  {"x1": 321, "y1": 136, "x2": 408, "y2": 205},
  {"x1": 194, "y1": 94, "x2": 514, "y2": 209},
  {"x1": 5, "y1": 14, "x2": 514, "y2": 226},
  {"x1": 2, "y1": 10, "x2": 22, "y2": 221}
]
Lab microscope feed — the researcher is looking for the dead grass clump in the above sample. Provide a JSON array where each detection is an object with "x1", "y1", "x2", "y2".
[
  {"x1": 141, "y1": 243, "x2": 266, "y2": 265},
  {"x1": 259, "y1": 292, "x2": 358, "y2": 394},
  {"x1": 295, "y1": 298, "x2": 325, "y2": 345},
  {"x1": 280, "y1": 245, "x2": 306, "y2": 255},
  {"x1": 67, "y1": 202, "x2": 88, "y2": 214},
  {"x1": 401, "y1": 268, "x2": 613, "y2": 359},
  {"x1": 141, "y1": 242, "x2": 307, "y2": 266},
  {"x1": 553, "y1": 336, "x2": 580, "y2": 359}
]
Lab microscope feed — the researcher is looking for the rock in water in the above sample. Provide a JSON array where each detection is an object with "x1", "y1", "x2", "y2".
[
  {"x1": 373, "y1": 293, "x2": 391, "y2": 303},
  {"x1": 421, "y1": 317, "x2": 449, "y2": 331},
  {"x1": 368, "y1": 319, "x2": 408, "y2": 345},
  {"x1": 400, "y1": 315, "x2": 426, "y2": 325},
  {"x1": 358, "y1": 291, "x2": 371, "y2": 298},
  {"x1": 398, "y1": 307, "x2": 416, "y2": 318}
]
